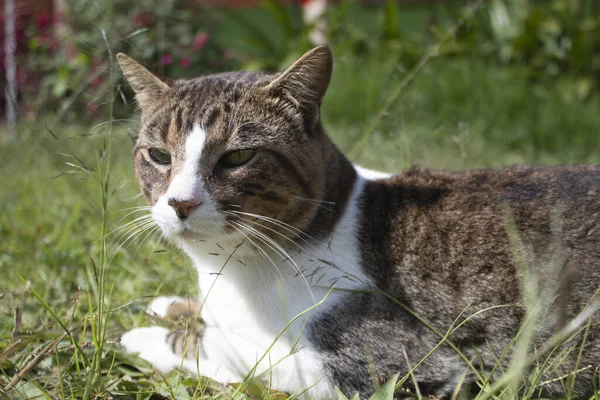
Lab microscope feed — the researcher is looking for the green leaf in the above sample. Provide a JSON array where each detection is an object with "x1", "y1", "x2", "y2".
[
  {"x1": 369, "y1": 373, "x2": 399, "y2": 400},
  {"x1": 52, "y1": 77, "x2": 70, "y2": 98},
  {"x1": 335, "y1": 386, "x2": 361, "y2": 400}
]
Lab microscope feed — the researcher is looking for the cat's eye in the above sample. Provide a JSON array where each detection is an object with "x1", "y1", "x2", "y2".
[
  {"x1": 219, "y1": 150, "x2": 255, "y2": 168},
  {"x1": 149, "y1": 148, "x2": 172, "y2": 165}
]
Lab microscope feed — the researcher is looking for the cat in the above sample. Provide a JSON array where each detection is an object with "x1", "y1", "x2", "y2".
[{"x1": 117, "y1": 46, "x2": 600, "y2": 398}]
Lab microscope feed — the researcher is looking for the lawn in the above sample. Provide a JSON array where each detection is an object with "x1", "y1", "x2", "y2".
[{"x1": 2, "y1": 1, "x2": 600, "y2": 398}]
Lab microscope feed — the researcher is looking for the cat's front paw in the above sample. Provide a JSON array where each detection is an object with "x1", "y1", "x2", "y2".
[
  {"x1": 121, "y1": 326, "x2": 184, "y2": 373},
  {"x1": 121, "y1": 326, "x2": 239, "y2": 384}
]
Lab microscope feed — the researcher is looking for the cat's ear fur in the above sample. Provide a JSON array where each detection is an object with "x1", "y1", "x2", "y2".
[
  {"x1": 266, "y1": 45, "x2": 333, "y2": 130},
  {"x1": 117, "y1": 53, "x2": 170, "y2": 109}
]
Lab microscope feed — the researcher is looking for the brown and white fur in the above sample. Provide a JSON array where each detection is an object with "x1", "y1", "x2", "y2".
[{"x1": 118, "y1": 46, "x2": 600, "y2": 398}]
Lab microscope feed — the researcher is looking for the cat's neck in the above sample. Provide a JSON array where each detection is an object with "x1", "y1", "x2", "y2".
[{"x1": 304, "y1": 131, "x2": 358, "y2": 240}]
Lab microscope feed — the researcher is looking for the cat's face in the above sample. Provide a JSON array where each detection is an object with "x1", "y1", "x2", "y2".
[{"x1": 118, "y1": 47, "x2": 333, "y2": 244}]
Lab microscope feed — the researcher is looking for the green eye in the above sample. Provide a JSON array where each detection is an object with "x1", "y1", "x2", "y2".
[
  {"x1": 219, "y1": 149, "x2": 256, "y2": 168},
  {"x1": 149, "y1": 148, "x2": 171, "y2": 165}
]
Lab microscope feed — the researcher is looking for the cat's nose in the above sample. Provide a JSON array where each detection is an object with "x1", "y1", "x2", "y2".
[{"x1": 168, "y1": 198, "x2": 201, "y2": 220}]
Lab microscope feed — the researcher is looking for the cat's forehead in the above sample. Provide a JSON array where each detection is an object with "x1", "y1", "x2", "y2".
[
  {"x1": 173, "y1": 71, "x2": 271, "y2": 104},
  {"x1": 138, "y1": 71, "x2": 277, "y2": 148}
]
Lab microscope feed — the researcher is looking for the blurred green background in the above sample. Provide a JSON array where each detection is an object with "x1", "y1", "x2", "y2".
[{"x1": 2, "y1": 0, "x2": 600, "y2": 398}]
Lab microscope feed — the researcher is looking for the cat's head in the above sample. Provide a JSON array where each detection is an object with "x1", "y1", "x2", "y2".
[{"x1": 118, "y1": 46, "x2": 335, "y2": 244}]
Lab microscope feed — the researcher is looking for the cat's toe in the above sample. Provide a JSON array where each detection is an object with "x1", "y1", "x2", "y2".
[
  {"x1": 121, "y1": 326, "x2": 180, "y2": 373},
  {"x1": 147, "y1": 296, "x2": 185, "y2": 318},
  {"x1": 147, "y1": 296, "x2": 201, "y2": 320}
]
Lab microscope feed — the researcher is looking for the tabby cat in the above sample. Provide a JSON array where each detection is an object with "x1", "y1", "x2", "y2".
[{"x1": 118, "y1": 46, "x2": 600, "y2": 398}]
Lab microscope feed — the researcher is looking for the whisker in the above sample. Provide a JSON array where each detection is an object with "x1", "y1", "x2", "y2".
[
  {"x1": 292, "y1": 195, "x2": 336, "y2": 212},
  {"x1": 231, "y1": 221, "x2": 290, "y2": 293},
  {"x1": 108, "y1": 219, "x2": 157, "y2": 264},
  {"x1": 111, "y1": 212, "x2": 153, "y2": 231},
  {"x1": 226, "y1": 210, "x2": 317, "y2": 241},
  {"x1": 292, "y1": 195, "x2": 336, "y2": 205},
  {"x1": 227, "y1": 212, "x2": 314, "y2": 257},
  {"x1": 225, "y1": 210, "x2": 325, "y2": 251},
  {"x1": 107, "y1": 215, "x2": 154, "y2": 241},
  {"x1": 232, "y1": 221, "x2": 316, "y2": 306}
]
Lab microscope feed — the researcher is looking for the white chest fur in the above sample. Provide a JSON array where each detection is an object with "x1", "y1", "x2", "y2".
[{"x1": 177, "y1": 171, "x2": 374, "y2": 397}]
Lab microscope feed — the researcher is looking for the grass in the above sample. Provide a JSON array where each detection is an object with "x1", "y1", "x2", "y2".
[{"x1": 3, "y1": 2, "x2": 600, "y2": 399}]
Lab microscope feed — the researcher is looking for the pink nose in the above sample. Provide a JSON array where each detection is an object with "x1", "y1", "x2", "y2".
[{"x1": 168, "y1": 198, "x2": 201, "y2": 219}]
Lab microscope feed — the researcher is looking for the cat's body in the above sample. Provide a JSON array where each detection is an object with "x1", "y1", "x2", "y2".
[{"x1": 118, "y1": 46, "x2": 600, "y2": 398}]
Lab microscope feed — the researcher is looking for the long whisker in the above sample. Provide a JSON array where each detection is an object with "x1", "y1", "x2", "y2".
[
  {"x1": 111, "y1": 219, "x2": 156, "y2": 254},
  {"x1": 108, "y1": 219, "x2": 157, "y2": 264},
  {"x1": 230, "y1": 221, "x2": 289, "y2": 289},
  {"x1": 291, "y1": 195, "x2": 336, "y2": 205},
  {"x1": 114, "y1": 207, "x2": 153, "y2": 220},
  {"x1": 226, "y1": 210, "x2": 325, "y2": 251},
  {"x1": 107, "y1": 215, "x2": 154, "y2": 242},
  {"x1": 232, "y1": 221, "x2": 316, "y2": 306},
  {"x1": 226, "y1": 212, "x2": 314, "y2": 257},
  {"x1": 136, "y1": 225, "x2": 161, "y2": 255},
  {"x1": 226, "y1": 210, "x2": 317, "y2": 241},
  {"x1": 291, "y1": 195, "x2": 335, "y2": 212}
]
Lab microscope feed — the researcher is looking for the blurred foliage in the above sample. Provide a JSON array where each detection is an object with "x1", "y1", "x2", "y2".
[
  {"x1": 221, "y1": 0, "x2": 314, "y2": 72},
  {"x1": 16, "y1": 0, "x2": 600, "y2": 123},
  {"x1": 226, "y1": 0, "x2": 600, "y2": 101},
  {"x1": 470, "y1": 0, "x2": 600, "y2": 100},
  {"x1": 20, "y1": 0, "x2": 238, "y2": 122}
]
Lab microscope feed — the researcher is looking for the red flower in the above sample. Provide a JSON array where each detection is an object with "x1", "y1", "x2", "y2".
[
  {"x1": 134, "y1": 13, "x2": 155, "y2": 28},
  {"x1": 66, "y1": 44, "x2": 77, "y2": 60},
  {"x1": 297, "y1": 0, "x2": 312, "y2": 4},
  {"x1": 192, "y1": 32, "x2": 208, "y2": 51},
  {"x1": 159, "y1": 54, "x2": 173, "y2": 66},
  {"x1": 37, "y1": 14, "x2": 51, "y2": 29},
  {"x1": 92, "y1": 55, "x2": 102, "y2": 68},
  {"x1": 90, "y1": 76, "x2": 103, "y2": 88},
  {"x1": 86, "y1": 101, "x2": 99, "y2": 118},
  {"x1": 179, "y1": 56, "x2": 192, "y2": 68}
]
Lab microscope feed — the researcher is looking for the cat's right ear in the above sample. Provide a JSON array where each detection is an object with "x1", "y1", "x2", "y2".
[
  {"x1": 265, "y1": 45, "x2": 333, "y2": 130},
  {"x1": 117, "y1": 53, "x2": 170, "y2": 109}
]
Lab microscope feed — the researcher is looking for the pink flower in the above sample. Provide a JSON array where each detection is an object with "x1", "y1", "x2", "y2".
[
  {"x1": 179, "y1": 56, "x2": 192, "y2": 68},
  {"x1": 159, "y1": 54, "x2": 173, "y2": 66},
  {"x1": 192, "y1": 32, "x2": 209, "y2": 51}
]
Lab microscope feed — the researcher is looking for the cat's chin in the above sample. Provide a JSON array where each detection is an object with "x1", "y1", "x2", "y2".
[
  {"x1": 177, "y1": 228, "x2": 209, "y2": 241},
  {"x1": 167, "y1": 226, "x2": 233, "y2": 244}
]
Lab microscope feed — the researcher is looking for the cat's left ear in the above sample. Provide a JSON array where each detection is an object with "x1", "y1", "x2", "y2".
[{"x1": 266, "y1": 45, "x2": 333, "y2": 130}]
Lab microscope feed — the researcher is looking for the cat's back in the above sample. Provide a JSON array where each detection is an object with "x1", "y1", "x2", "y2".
[
  {"x1": 367, "y1": 163, "x2": 600, "y2": 231},
  {"x1": 358, "y1": 163, "x2": 600, "y2": 330},
  {"x1": 382, "y1": 163, "x2": 600, "y2": 203}
]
